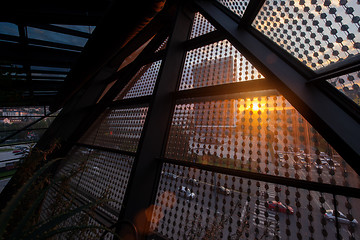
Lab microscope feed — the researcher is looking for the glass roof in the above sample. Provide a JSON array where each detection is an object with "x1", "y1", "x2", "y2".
[
  {"x1": 0, "y1": 21, "x2": 95, "y2": 105},
  {"x1": 0, "y1": 22, "x2": 19, "y2": 36},
  {"x1": 27, "y1": 26, "x2": 89, "y2": 47}
]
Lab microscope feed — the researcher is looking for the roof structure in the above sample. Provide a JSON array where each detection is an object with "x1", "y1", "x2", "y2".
[
  {"x1": 1, "y1": 1, "x2": 360, "y2": 239},
  {"x1": 0, "y1": 1, "x2": 112, "y2": 107}
]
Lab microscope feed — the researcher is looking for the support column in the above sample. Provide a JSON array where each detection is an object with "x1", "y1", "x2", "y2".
[{"x1": 116, "y1": 2, "x2": 194, "y2": 238}]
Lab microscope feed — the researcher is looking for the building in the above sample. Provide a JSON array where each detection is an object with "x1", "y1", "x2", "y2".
[{"x1": 1, "y1": 1, "x2": 360, "y2": 240}]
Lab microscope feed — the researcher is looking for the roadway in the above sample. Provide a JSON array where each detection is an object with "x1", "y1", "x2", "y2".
[{"x1": 151, "y1": 165, "x2": 360, "y2": 240}]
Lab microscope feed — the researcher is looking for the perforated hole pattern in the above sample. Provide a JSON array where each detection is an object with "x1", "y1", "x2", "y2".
[
  {"x1": 68, "y1": 148, "x2": 134, "y2": 220},
  {"x1": 328, "y1": 70, "x2": 360, "y2": 106},
  {"x1": 155, "y1": 37, "x2": 168, "y2": 53},
  {"x1": 79, "y1": 107, "x2": 148, "y2": 153},
  {"x1": 217, "y1": 0, "x2": 250, "y2": 18},
  {"x1": 114, "y1": 61, "x2": 162, "y2": 100},
  {"x1": 150, "y1": 163, "x2": 360, "y2": 240},
  {"x1": 179, "y1": 40, "x2": 264, "y2": 90},
  {"x1": 190, "y1": 12, "x2": 216, "y2": 39},
  {"x1": 165, "y1": 94, "x2": 360, "y2": 189},
  {"x1": 253, "y1": 0, "x2": 360, "y2": 70}
]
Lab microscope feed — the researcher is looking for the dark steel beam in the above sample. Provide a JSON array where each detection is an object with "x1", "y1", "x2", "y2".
[
  {"x1": 0, "y1": 1, "x2": 111, "y2": 25},
  {"x1": 195, "y1": 0, "x2": 360, "y2": 175},
  {"x1": 1, "y1": 80, "x2": 63, "y2": 91},
  {"x1": 161, "y1": 158, "x2": 360, "y2": 199},
  {"x1": 30, "y1": 69, "x2": 69, "y2": 75},
  {"x1": 0, "y1": 41, "x2": 79, "y2": 67},
  {"x1": 26, "y1": 23, "x2": 91, "y2": 38},
  {"x1": 0, "y1": 34, "x2": 84, "y2": 51},
  {"x1": 116, "y1": 3, "x2": 194, "y2": 238},
  {"x1": 110, "y1": 95, "x2": 152, "y2": 108},
  {"x1": 174, "y1": 78, "x2": 276, "y2": 100},
  {"x1": 240, "y1": 0, "x2": 266, "y2": 25},
  {"x1": 30, "y1": 76, "x2": 66, "y2": 80},
  {"x1": 183, "y1": 29, "x2": 225, "y2": 51},
  {"x1": 75, "y1": 143, "x2": 137, "y2": 157},
  {"x1": 28, "y1": 38, "x2": 84, "y2": 52},
  {"x1": 308, "y1": 61, "x2": 360, "y2": 84}
]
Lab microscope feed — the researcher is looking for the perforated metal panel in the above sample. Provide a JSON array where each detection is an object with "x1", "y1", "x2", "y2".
[
  {"x1": 217, "y1": 0, "x2": 250, "y2": 17},
  {"x1": 252, "y1": 0, "x2": 360, "y2": 70},
  {"x1": 179, "y1": 40, "x2": 264, "y2": 90},
  {"x1": 155, "y1": 37, "x2": 168, "y2": 53},
  {"x1": 165, "y1": 93, "x2": 360, "y2": 189},
  {"x1": 150, "y1": 163, "x2": 360, "y2": 240},
  {"x1": 114, "y1": 61, "x2": 162, "y2": 100},
  {"x1": 41, "y1": 146, "x2": 134, "y2": 238},
  {"x1": 79, "y1": 107, "x2": 148, "y2": 152},
  {"x1": 40, "y1": 148, "x2": 121, "y2": 239},
  {"x1": 328, "y1": 70, "x2": 360, "y2": 106},
  {"x1": 190, "y1": 12, "x2": 216, "y2": 39},
  {"x1": 67, "y1": 148, "x2": 134, "y2": 220}
]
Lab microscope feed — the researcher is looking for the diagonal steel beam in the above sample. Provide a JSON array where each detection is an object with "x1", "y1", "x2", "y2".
[{"x1": 194, "y1": 0, "x2": 360, "y2": 175}]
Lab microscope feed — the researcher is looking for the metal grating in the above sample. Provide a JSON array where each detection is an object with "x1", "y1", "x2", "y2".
[
  {"x1": 216, "y1": 0, "x2": 250, "y2": 18},
  {"x1": 78, "y1": 107, "x2": 148, "y2": 152},
  {"x1": 179, "y1": 40, "x2": 264, "y2": 90},
  {"x1": 41, "y1": 189, "x2": 114, "y2": 240},
  {"x1": 114, "y1": 61, "x2": 162, "y2": 100},
  {"x1": 252, "y1": 0, "x2": 360, "y2": 71},
  {"x1": 190, "y1": 12, "x2": 216, "y2": 39},
  {"x1": 327, "y1": 70, "x2": 360, "y2": 106},
  {"x1": 165, "y1": 93, "x2": 360, "y2": 189},
  {"x1": 150, "y1": 162, "x2": 360, "y2": 240},
  {"x1": 63, "y1": 147, "x2": 134, "y2": 220}
]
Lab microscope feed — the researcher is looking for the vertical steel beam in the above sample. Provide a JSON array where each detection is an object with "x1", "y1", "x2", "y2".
[{"x1": 116, "y1": 2, "x2": 194, "y2": 238}]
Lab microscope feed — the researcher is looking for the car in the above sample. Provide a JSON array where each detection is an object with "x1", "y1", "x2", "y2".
[
  {"x1": 12, "y1": 146, "x2": 29, "y2": 155},
  {"x1": 185, "y1": 178, "x2": 200, "y2": 186},
  {"x1": 162, "y1": 171, "x2": 178, "y2": 180},
  {"x1": 178, "y1": 186, "x2": 196, "y2": 200},
  {"x1": 327, "y1": 165, "x2": 336, "y2": 171},
  {"x1": 216, "y1": 186, "x2": 231, "y2": 195},
  {"x1": 314, "y1": 164, "x2": 323, "y2": 170},
  {"x1": 324, "y1": 210, "x2": 358, "y2": 226},
  {"x1": 266, "y1": 201, "x2": 294, "y2": 214}
]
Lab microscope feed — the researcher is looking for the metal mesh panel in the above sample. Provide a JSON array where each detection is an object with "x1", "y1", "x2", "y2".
[
  {"x1": 179, "y1": 40, "x2": 264, "y2": 90},
  {"x1": 150, "y1": 162, "x2": 360, "y2": 240},
  {"x1": 66, "y1": 148, "x2": 134, "y2": 220},
  {"x1": 190, "y1": 12, "x2": 216, "y2": 39},
  {"x1": 216, "y1": 0, "x2": 250, "y2": 18},
  {"x1": 41, "y1": 190, "x2": 114, "y2": 240},
  {"x1": 79, "y1": 107, "x2": 148, "y2": 152},
  {"x1": 155, "y1": 37, "x2": 168, "y2": 53},
  {"x1": 114, "y1": 61, "x2": 162, "y2": 100},
  {"x1": 42, "y1": 146, "x2": 134, "y2": 223},
  {"x1": 165, "y1": 93, "x2": 360, "y2": 189},
  {"x1": 327, "y1": 70, "x2": 360, "y2": 106},
  {"x1": 252, "y1": 0, "x2": 360, "y2": 70}
]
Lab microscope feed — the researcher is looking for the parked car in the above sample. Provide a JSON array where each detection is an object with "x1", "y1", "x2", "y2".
[
  {"x1": 185, "y1": 178, "x2": 200, "y2": 186},
  {"x1": 216, "y1": 186, "x2": 231, "y2": 195},
  {"x1": 178, "y1": 186, "x2": 196, "y2": 200},
  {"x1": 324, "y1": 210, "x2": 358, "y2": 226},
  {"x1": 314, "y1": 164, "x2": 323, "y2": 170},
  {"x1": 12, "y1": 146, "x2": 29, "y2": 155},
  {"x1": 162, "y1": 171, "x2": 178, "y2": 180},
  {"x1": 266, "y1": 201, "x2": 294, "y2": 214}
]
